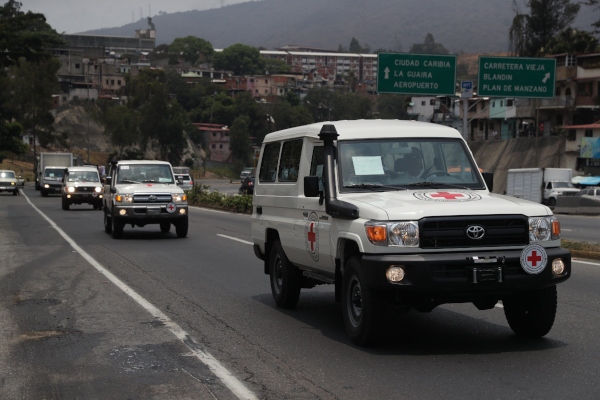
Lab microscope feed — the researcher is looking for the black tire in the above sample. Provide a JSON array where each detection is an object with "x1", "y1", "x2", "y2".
[
  {"x1": 104, "y1": 208, "x2": 112, "y2": 234},
  {"x1": 269, "y1": 240, "x2": 302, "y2": 309},
  {"x1": 12, "y1": 189, "x2": 18, "y2": 196},
  {"x1": 503, "y1": 286, "x2": 557, "y2": 338},
  {"x1": 41, "y1": 190, "x2": 48, "y2": 197},
  {"x1": 342, "y1": 256, "x2": 383, "y2": 346},
  {"x1": 160, "y1": 222, "x2": 171, "y2": 233},
  {"x1": 62, "y1": 197, "x2": 69, "y2": 210},
  {"x1": 175, "y1": 217, "x2": 188, "y2": 238},
  {"x1": 111, "y1": 215, "x2": 124, "y2": 239},
  {"x1": 548, "y1": 198, "x2": 556, "y2": 208}
]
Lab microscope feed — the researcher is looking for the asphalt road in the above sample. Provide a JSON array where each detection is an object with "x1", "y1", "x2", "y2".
[{"x1": 1, "y1": 186, "x2": 600, "y2": 399}]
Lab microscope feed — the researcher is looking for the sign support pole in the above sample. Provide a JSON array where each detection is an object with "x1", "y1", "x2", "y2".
[{"x1": 463, "y1": 98, "x2": 468, "y2": 140}]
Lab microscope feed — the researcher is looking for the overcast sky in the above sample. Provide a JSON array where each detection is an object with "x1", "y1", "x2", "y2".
[{"x1": 19, "y1": 0, "x2": 250, "y2": 34}]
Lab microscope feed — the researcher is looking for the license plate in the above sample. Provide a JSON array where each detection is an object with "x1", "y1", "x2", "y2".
[
  {"x1": 146, "y1": 207, "x2": 161, "y2": 215},
  {"x1": 470, "y1": 267, "x2": 503, "y2": 283}
]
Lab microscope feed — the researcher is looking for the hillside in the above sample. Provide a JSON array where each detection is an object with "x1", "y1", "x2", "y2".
[{"x1": 86, "y1": 0, "x2": 599, "y2": 54}]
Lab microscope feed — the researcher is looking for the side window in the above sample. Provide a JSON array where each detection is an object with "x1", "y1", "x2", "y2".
[
  {"x1": 310, "y1": 146, "x2": 324, "y2": 192},
  {"x1": 278, "y1": 139, "x2": 303, "y2": 182},
  {"x1": 258, "y1": 142, "x2": 281, "y2": 182}
]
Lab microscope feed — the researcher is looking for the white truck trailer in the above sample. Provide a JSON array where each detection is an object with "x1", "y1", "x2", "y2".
[
  {"x1": 506, "y1": 168, "x2": 580, "y2": 207},
  {"x1": 36, "y1": 152, "x2": 73, "y2": 195}
]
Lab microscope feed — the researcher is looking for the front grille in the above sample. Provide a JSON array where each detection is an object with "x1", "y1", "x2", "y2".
[
  {"x1": 133, "y1": 193, "x2": 172, "y2": 204},
  {"x1": 420, "y1": 215, "x2": 529, "y2": 249},
  {"x1": 73, "y1": 186, "x2": 96, "y2": 193}
]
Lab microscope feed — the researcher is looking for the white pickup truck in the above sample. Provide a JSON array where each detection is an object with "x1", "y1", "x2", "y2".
[
  {"x1": 102, "y1": 160, "x2": 189, "y2": 239},
  {"x1": 251, "y1": 120, "x2": 571, "y2": 345}
]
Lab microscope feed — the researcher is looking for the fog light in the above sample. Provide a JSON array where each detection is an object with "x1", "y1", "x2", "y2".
[
  {"x1": 119, "y1": 209, "x2": 127, "y2": 216},
  {"x1": 386, "y1": 266, "x2": 405, "y2": 283},
  {"x1": 179, "y1": 208, "x2": 186, "y2": 215},
  {"x1": 552, "y1": 259, "x2": 565, "y2": 275},
  {"x1": 67, "y1": 194, "x2": 71, "y2": 199}
]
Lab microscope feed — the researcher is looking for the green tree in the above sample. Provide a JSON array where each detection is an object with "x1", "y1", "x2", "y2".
[
  {"x1": 264, "y1": 58, "x2": 291, "y2": 74},
  {"x1": 348, "y1": 37, "x2": 370, "y2": 53},
  {"x1": 229, "y1": 115, "x2": 252, "y2": 166},
  {"x1": 509, "y1": 0, "x2": 580, "y2": 56},
  {"x1": 103, "y1": 105, "x2": 139, "y2": 156},
  {"x1": 376, "y1": 94, "x2": 408, "y2": 120},
  {"x1": 213, "y1": 44, "x2": 265, "y2": 75},
  {"x1": 0, "y1": 121, "x2": 26, "y2": 155},
  {"x1": 270, "y1": 98, "x2": 313, "y2": 131},
  {"x1": 5, "y1": 57, "x2": 60, "y2": 149},
  {"x1": 0, "y1": 0, "x2": 63, "y2": 157},
  {"x1": 0, "y1": 0, "x2": 64, "y2": 69},
  {"x1": 584, "y1": 0, "x2": 600, "y2": 34},
  {"x1": 544, "y1": 28, "x2": 600, "y2": 54},
  {"x1": 409, "y1": 33, "x2": 449, "y2": 54},
  {"x1": 169, "y1": 36, "x2": 214, "y2": 65}
]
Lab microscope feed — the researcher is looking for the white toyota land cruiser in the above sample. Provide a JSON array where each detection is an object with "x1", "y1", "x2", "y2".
[
  {"x1": 251, "y1": 120, "x2": 571, "y2": 345},
  {"x1": 103, "y1": 160, "x2": 189, "y2": 239}
]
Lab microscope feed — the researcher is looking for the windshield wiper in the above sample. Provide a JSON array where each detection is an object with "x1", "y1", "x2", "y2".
[
  {"x1": 404, "y1": 181, "x2": 471, "y2": 190},
  {"x1": 344, "y1": 183, "x2": 407, "y2": 191},
  {"x1": 119, "y1": 179, "x2": 140, "y2": 184}
]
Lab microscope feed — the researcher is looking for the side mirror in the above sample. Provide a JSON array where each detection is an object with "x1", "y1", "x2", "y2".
[
  {"x1": 304, "y1": 176, "x2": 320, "y2": 197},
  {"x1": 482, "y1": 172, "x2": 494, "y2": 192}
]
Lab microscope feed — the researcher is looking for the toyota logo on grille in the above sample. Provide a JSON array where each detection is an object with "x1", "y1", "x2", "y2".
[
  {"x1": 466, "y1": 225, "x2": 485, "y2": 240},
  {"x1": 148, "y1": 195, "x2": 157, "y2": 202}
]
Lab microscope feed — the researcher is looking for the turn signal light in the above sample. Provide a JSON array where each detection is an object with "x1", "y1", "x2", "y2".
[{"x1": 366, "y1": 225, "x2": 387, "y2": 243}]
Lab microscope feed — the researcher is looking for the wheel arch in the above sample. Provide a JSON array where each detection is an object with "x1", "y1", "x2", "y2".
[{"x1": 264, "y1": 228, "x2": 280, "y2": 275}]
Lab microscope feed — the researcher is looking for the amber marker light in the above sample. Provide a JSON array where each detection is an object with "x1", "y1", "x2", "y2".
[
  {"x1": 366, "y1": 224, "x2": 387, "y2": 244},
  {"x1": 552, "y1": 219, "x2": 561, "y2": 237}
]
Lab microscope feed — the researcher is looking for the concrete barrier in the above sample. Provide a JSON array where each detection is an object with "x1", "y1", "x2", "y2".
[{"x1": 554, "y1": 196, "x2": 600, "y2": 215}]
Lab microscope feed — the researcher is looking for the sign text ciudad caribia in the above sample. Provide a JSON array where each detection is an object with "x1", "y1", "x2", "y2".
[
  {"x1": 377, "y1": 53, "x2": 457, "y2": 96},
  {"x1": 477, "y1": 56, "x2": 556, "y2": 98}
]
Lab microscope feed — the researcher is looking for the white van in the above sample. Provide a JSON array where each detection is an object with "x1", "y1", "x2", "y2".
[{"x1": 251, "y1": 120, "x2": 571, "y2": 345}]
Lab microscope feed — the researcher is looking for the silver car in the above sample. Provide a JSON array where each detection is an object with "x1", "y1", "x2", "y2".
[
  {"x1": 174, "y1": 174, "x2": 194, "y2": 191},
  {"x1": 0, "y1": 170, "x2": 19, "y2": 195}
]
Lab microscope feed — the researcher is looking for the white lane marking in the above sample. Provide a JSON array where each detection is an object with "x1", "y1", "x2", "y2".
[
  {"x1": 22, "y1": 192, "x2": 258, "y2": 400},
  {"x1": 217, "y1": 234, "x2": 253, "y2": 246},
  {"x1": 573, "y1": 259, "x2": 600, "y2": 266}
]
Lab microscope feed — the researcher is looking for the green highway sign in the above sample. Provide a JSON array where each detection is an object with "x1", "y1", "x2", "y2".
[
  {"x1": 377, "y1": 53, "x2": 457, "y2": 96},
  {"x1": 477, "y1": 56, "x2": 556, "y2": 98}
]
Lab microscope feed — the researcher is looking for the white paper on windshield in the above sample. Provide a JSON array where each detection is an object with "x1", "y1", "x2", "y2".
[{"x1": 352, "y1": 156, "x2": 384, "y2": 175}]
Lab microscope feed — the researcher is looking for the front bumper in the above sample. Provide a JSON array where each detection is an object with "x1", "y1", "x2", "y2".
[
  {"x1": 0, "y1": 184, "x2": 17, "y2": 191},
  {"x1": 42, "y1": 183, "x2": 62, "y2": 193},
  {"x1": 360, "y1": 247, "x2": 571, "y2": 300},
  {"x1": 112, "y1": 204, "x2": 188, "y2": 224},
  {"x1": 64, "y1": 193, "x2": 103, "y2": 204}
]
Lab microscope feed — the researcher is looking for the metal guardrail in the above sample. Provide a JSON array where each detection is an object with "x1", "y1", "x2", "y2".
[{"x1": 554, "y1": 196, "x2": 600, "y2": 215}]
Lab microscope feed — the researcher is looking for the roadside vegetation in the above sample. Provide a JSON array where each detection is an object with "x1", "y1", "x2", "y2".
[
  {"x1": 187, "y1": 185, "x2": 252, "y2": 214},
  {"x1": 562, "y1": 240, "x2": 600, "y2": 261}
]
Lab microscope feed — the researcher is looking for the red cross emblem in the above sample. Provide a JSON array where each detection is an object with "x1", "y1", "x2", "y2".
[
  {"x1": 307, "y1": 222, "x2": 317, "y2": 252},
  {"x1": 527, "y1": 251, "x2": 542, "y2": 267},
  {"x1": 520, "y1": 244, "x2": 547, "y2": 274},
  {"x1": 168, "y1": 204, "x2": 175, "y2": 212},
  {"x1": 430, "y1": 192, "x2": 465, "y2": 200}
]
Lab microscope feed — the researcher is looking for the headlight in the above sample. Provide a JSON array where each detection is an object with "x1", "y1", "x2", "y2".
[
  {"x1": 95, "y1": 187, "x2": 102, "y2": 193},
  {"x1": 172, "y1": 193, "x2": 187, "y2": 202},
  {"x1": 67, "y1": 186, "x2": 75, "y2": 193},
  {"x1": 115, "y1": 194, "x2": 133, "y2": 203},
  {"x1": 365, "y1": 221, "x2": 419, "y2": 247},
  {"x1": 10, "y1": 182, "x2": 15, "y2": 186},
  {"x1": 529, "y1": 216, "x2": 560, "y2": 242}
]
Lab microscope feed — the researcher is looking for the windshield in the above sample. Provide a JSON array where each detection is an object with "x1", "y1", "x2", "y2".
[
  {"x1": 44, "y1": 168, "x2": 65, "y2": 179},
  {"x1": 338, "y1": 138, "x2": 485, "y2": 190},
  {"x1": 68, "y1": 171, "x2": 100, "y2": 182},
  {"x1": 117, "y1": 164, "x2": 174, "y2": 184},
  {"x1": 0, "y1": 171, "x2": 15, "y2": 178},
  {"x1": 553, "y1": 182, "x2": 575, "y2": 189}
]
